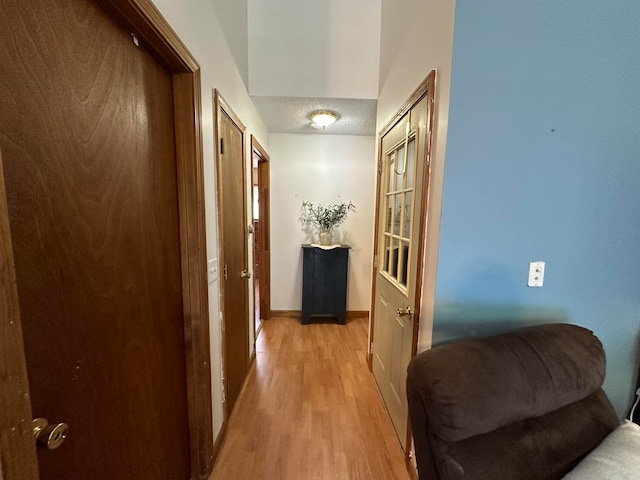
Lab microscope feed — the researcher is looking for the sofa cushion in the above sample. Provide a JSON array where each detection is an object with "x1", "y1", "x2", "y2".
[
  {"x1": 407, "y1": 323, "x2": 607, "y2": 441},
  {"x1": 562, "y1": 420, "x2": 640, "y2": 479}
]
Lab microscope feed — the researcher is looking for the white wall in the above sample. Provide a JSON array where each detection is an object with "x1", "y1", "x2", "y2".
[
  {"x1": 210, "y1": 0, "x2": 249, "y2": 88},
  {"x1": 248, "y1": 0, "x2": 381, "y2": 99},
  {"x1": 377, "y1": 0, "x2": 457, "y2": 352},
  {"x1": 151, "y1": 0, "x2": 268, "y2": 443},
  {"x1": 269, "y1": 133, "x2": 376, "y2": 312}
]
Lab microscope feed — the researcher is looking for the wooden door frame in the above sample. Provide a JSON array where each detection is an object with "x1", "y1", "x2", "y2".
[
  {"x1": 0, "y1": 148, "x2": 39, "y2": 480},
  {"x1": 0, "y1": 1, "x2": 213, "y2": 479},
  {"x1": 250, "y1": 135, "x2": 271, "y2": 328},
  {"x1": 367, "y1": 70, "x2": 437, "y2": 463},
  {"x1": 213, "y1": 89, "x2": 250, "y2": 422}
]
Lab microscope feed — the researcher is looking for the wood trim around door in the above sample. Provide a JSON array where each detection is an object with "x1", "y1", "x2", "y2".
[
  {"x1": 215, "y1": 90, "x2": 247, "y2": 132},
  {"x1": 405, "y1": 71, "x2": 437, "y2": 459},
  {"x1": 213, "y1": 89, "x2": 249, "y2": 424},
  {"x1": 367, "y1": 131, "x2": 385, "y2": 371},
  {"x1": 0, "y1": 148, "x2": 39, "y2": 480},
  {"x1": 172, "y1": 69, "x2": 214, "y2": 479},
  {"x1": 368, "y1": 71, "x2": 437, "y2": 367},
  {"x1": 85, "y1": 2, "x2": 216, "y2": 478},
  {"x1": 367, "y1": 70, "x2": 437, "y2": 464},
  {"x1": 251, "y1": 135, "x2": 271, "y2": 323},
  {"x1": 0, "y1": 1, "x2": 214, "y2": 479}
]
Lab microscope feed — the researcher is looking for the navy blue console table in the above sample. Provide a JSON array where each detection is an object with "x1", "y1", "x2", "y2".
[{"x1": 301, "y1": 244, "x2": 349, "y2": 325}]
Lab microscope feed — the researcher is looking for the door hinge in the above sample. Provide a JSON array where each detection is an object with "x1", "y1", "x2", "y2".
[
  {"x1": 223, "y1": 264, "x2": 228, "y2": 280},
  {"x1": 220, "y1": 138, "x2": 224, "y2": 154},
  {"x1": 370, "y1": 342, "x2": 374, "y2": 353},
  {"x1": 373, "y1": 254, "x2": 378, "y2": 268},
  {"x1": 377, "y1": 158, "x2": 382, "y2": 175}
]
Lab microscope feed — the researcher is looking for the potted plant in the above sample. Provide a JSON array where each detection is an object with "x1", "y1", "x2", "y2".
[{"x1": 299, "y1": 201, "x2": 356, "y2": 245}]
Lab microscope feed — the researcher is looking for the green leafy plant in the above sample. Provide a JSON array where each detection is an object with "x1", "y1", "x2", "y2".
[{"x1": 299, "y1": 201, "x2": 356, "y2": 230}]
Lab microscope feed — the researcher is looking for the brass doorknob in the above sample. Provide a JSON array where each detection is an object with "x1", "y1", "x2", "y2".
[
  {"x1": 397, "y1": 306, "x2": 412, "y2": 316},
  {"x1": 32, "y1": 418, "x2": 69, "y2": 450},
  {"x1": 241, "y1": 270, "x2": 251, "y2": 279}
]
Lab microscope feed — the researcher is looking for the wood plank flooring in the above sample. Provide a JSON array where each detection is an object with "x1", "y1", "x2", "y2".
[{"x1": 210, "y1": 315, "x2": 412, "y2": 480}]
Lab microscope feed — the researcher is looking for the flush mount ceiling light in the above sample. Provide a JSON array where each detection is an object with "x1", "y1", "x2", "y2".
[{"x1": 309, "y1": 110, "x2": 340, "y2": 129}]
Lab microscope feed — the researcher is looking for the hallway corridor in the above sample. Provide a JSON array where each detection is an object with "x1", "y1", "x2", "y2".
[{"x1": 210, "y1": 315, "x2": 412, "y2": 480}]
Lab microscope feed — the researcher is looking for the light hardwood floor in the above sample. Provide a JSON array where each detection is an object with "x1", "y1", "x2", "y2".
[{"x1": 210, "y1": 315, "x2": 413, "y2": 480}]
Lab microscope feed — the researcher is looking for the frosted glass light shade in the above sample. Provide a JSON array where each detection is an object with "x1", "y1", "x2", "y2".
[{"x1": 310, "y1": 110, "x2": 339, "y2": 128}]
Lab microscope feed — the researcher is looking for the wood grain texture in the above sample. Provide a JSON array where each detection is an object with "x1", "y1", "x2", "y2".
[
  {"x1": 251, "y1": 135, "x2": 271, "y2": 321},
  {"x1": 368, "y1": 133, "x2": 385, "y2": 371},
  {"x1": 0, "y1": 152, "x2": 39, "y2": 480},
  {"x1": 220, "y1": 111, "x2": 249, "y2": 413},
  {"x1": 1, "y1": 0, "x2": 211, "y2": 477},
  {"x1": 210, "y1": 315, "x2": 412, "y2": 480},
  {"x1": 214, "y1": 90, "x2": 250, "y2": 421},
  {"x1": 253, "y1": 218, "x2": 263, "y2": 335},
  {"x1": 99, "y1": 1, "x2": 213, "y2": 476},
  {"x1": 0, "y1": 1, "x2": 190, "y2": 478},
  {"x1": 174, "y1": 70, "x2": 214, "y2": 479},
  {"x1": 97, "y1": 0, "x2": 197, "y2": 72},
  {"x1": 211, "y1": 421, "x2": 228, "y2": 466}
]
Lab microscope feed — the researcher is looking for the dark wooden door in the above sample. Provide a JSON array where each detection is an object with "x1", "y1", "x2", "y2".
[
  {"x1": 256, "y1": 153, "x2": 271, "y2": 320},
  {"x1": 251, "y1": 137, "x2": 271, "y2": 339},
  {"x1": 216, "y1": 104, "x2": 250, "y2": 417},
  {"x1": 0, "y1": 1, "x2": 191, "y2": 478},
  {"x1": 253, "y1": 218, "x2": 262, "y2": 329}
]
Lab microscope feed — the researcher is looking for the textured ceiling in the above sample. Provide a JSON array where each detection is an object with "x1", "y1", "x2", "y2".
[{"x1": 251, "y1": 96, "x2": 377, "y2": 136}]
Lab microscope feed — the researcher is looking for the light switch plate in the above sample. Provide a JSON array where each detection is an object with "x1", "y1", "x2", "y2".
[{"x1": 528, "y1": 261, "x2": 545, "y2": 287}]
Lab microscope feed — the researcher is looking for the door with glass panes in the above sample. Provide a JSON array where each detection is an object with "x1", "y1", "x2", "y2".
[{"x1": 371, "y1": 87, "x2": 432, "y2": 450}]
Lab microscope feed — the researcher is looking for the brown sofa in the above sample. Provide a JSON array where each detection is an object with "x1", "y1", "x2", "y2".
[{"x1": 406, "y1": 324, "x2": 619, "y2": 480}]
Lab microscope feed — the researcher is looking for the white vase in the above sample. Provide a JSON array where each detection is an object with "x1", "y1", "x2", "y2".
[{"x1": 318, "y1": 229, "x2": 333, "y2": 246}]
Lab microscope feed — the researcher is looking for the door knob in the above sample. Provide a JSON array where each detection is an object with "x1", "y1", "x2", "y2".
[
  {"x1": 397, "y1": 306, "x2": 412, "y2": 316},
  {"x1": 241, "y1": 270, "x2": 251, "y2": 279},
  {"x1": 32, "y1": 418, "x2": 69, "y2": 450}
]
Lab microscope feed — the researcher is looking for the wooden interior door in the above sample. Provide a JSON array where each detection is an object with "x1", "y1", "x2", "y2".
[
  {"x1": 371, "y1": 80, "x2": 434, "y2": 450},
  {"x1": 215, "y1": 93, "x2": 250, "y2": 418},
  {"x1": 252, "y1": 136, "x2": 271, "y2": 329},
  {"x1": 0, "y1": 0, "x2": 192, "y2": 478},
  {"x1": 253, "y1": 186, "x2": 262, "y2": 333}
]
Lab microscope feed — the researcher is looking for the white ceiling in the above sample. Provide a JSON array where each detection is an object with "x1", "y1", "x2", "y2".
[
  {"x1": 247, "y1": 0, "x2": 381, "y2": 99},
  {"x1": 209, "y1": 0, "x2": 382, "y2": 136},
  {"x1": 251, "y1": 96, "x2": 377, "y2": 136}
]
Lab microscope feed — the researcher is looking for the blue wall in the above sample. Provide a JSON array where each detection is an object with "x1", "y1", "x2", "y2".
[{"x1": 435, "y1": 0, "x2": 640, "y2": 417}]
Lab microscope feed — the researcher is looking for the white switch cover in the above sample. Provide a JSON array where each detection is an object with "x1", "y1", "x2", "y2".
[
  {"x1": 208, "y1": 258, "x2": 218, "y2": 284},
  {"x1": 528, "y1": 261, "x2": 545, "y2": 287}
]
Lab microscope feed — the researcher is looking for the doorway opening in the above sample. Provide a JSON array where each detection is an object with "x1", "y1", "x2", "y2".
[
  {"x1": 369, "y1": 71, "x2": 436, "y2": 456},
  {"x1": 251, "y1": 136, "x2": 271, "y2": 342},
  {"x1": 214, "y1": 90, "x2": 251, "y2": 421}
]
